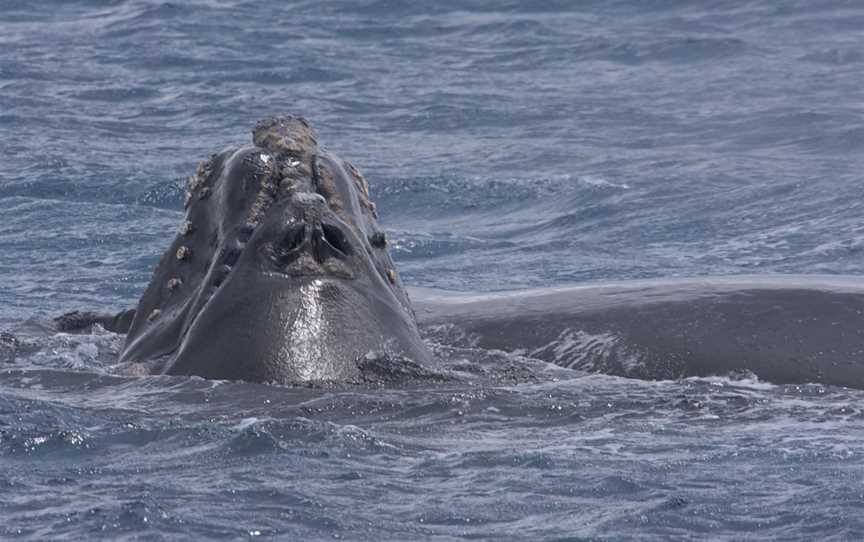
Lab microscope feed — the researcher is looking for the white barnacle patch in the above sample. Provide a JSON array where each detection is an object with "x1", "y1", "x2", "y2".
[
  {"x1": 179, "y1": 221, "x2": 195, "y2": 236},
  {"x1": 187, "y1": 174, "x2": 203, "y2": 193},
  {"x1": 259, "y1": 153, "x2": 271, "y2": 165},
  {"x1": 386, "y1": 268, "x2": 396, "y2": 284},
  {"x1": 167, "y1": 278, "x2": 182, "y2": 292},
  {"x1": 195, "y1": 158, "x2": 214, "y2": 181},
  {"x1": 176, "y1": 246, "x2": 192, "y2": 261},
  {"x1": 147, "y1": 309, "x2": 161, "y2": 322},
  {"x1": 184, "y1": 191, "x2": 193, "y2": 208}
]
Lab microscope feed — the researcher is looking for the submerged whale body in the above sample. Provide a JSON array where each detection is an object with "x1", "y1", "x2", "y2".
[
  {"x1": 412, "y1": 276, "x2": 864, "y2": 390},
  {"x1": 54, "y1": 118, "x2": 864, "y2": 389}
]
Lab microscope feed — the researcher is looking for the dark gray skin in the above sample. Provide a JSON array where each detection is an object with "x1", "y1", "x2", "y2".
[
  {"x1": 112, "y1": 117, "x2": 430, "y2": 383},
  {"x1": 411, "y1": 275, "x2": 864, "y2": 389}
]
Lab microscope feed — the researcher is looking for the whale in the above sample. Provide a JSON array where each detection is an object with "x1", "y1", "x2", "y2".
[
  {"x1": 103, "y1": 116, "x2": 429, "y2": 383},
  {"x1": 51, "y1": 118, "x2": 864, "y2": 389},
  {"x1": 411, "y1": 275, "x2": 864, "y2": 389}
]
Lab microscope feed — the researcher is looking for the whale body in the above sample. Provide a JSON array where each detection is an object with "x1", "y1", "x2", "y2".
[
  {"x1": 412, "y1": 275, "x2": 864, "y2": 389},
  {"x1": 50, "y1": 118, "x2": 864, "y2": 389}
]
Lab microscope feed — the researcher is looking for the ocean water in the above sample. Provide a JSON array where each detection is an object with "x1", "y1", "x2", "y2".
[{"x1": 2, "y1": 1, "x2": 864, "y2": 540}]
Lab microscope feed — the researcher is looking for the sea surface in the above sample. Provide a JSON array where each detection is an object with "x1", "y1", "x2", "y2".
[{"x1": 2, "y1": 1, "x2": 864, "y2": 540}]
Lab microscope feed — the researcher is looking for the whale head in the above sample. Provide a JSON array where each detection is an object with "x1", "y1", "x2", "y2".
[{"x1": 119, "y1": 117, "x2": 429, "y2": 383}]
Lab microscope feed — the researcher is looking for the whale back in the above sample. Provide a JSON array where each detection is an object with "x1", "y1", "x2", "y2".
[{"x1": 411, "y1": 275, "x2": 864, "y2": 389}]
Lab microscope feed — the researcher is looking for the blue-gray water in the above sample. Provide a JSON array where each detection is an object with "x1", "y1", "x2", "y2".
[{"x1": 2, "y1": 1, "x2": 864, "y2": 540}]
